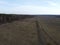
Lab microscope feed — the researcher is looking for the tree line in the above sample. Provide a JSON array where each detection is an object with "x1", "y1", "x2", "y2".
[{"x1": 0, "y1": 14, "x2": 34, "y2": 24}]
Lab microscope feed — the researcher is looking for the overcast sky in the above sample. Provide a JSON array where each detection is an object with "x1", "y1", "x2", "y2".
[{"x1": 0, "y1": 0, "x2": 60, "y2": 14}]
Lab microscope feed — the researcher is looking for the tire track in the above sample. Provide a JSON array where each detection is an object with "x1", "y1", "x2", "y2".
[{"x1": 35, "y1": 17, "x2": 59, "y2": 45}]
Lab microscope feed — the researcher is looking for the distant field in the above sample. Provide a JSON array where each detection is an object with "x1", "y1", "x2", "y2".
[
  {"x1": 0, "y1": 15, "x2": 60, "y2": 45},
  {"x1": 38, "y1": 15, "x2": 60, "y2": 42}
]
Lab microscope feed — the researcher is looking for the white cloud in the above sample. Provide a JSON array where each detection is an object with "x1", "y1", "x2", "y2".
[
  {"x1": 1, "y1": 5, "x2": 60, "y2": 14},
  {"x1": 0, "y1": 0, "x2": 60, "y2": 14},
  {"x1": 49, "y1": 2, "x2": 56, "y2": 6},
  {"x1": 46, "y1": 1, "x2": 57, "y2": 6},
  {"x1": 0, "y1": 1, "x2": 8, "y2": 5}
]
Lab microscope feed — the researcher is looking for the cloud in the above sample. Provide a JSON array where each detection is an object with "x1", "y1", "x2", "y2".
[
  {"x1": 0, "y1": 0, "x2": 60, "y2": 14},
  {"x1": 49, "y1": 2, "x2": 56, "y2": 6},
  {"x1": 0, "y1": 1, "x2": 8, "y2": 5},
  {"x1": 46, "y1": 1, "x2": 57, "y2": 6},
  {"x1": 1, "y1": 5, "x2": 60, "y2": 14}
]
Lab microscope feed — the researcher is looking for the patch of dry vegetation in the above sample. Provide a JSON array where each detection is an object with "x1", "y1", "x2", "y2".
[
  {"x1": 0, "y1": 18, "x2": 38, "y2": 45},
  {"x1": 38, "y1": 15, "x2": 60, "y2": 44}
]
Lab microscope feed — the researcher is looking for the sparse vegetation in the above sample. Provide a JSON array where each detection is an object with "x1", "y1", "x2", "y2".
[
  {"x1": 0, "y1": 14, "x2": 60, "y2": 45},
  {"x1": 38, "y1": 15, "x2": 60, "y2": 45}
]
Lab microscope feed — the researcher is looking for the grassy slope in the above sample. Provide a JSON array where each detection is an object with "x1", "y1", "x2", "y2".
[{"x1": 0, "y1": 18, "x2": 38, "y2": 45}]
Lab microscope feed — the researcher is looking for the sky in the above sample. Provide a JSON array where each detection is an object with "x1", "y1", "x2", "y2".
[{"x1": 0, "y1": 0, "x2": 60, "y2": 14}]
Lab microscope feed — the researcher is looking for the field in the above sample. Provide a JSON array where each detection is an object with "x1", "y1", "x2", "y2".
[
  {"x1": 0, "y1": 16, "x2": 39, "y2": 45},
  {"x1": 0, "y1": 15, "x2": 60, "y2": 45},
  {"x1": 38, "y1": 15, "x2": 60, "y2": 44}
]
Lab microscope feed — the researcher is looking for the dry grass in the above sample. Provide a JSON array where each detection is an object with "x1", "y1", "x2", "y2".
[
  {"x1": 0, "y1": 18, "x2": 38, "y2": 45},
  {"x1": 38, "y1": 16, "x2": 60, "y2": 44},
  {"x1": 0, "y1": 16, "x2": 60, "y2": 45}
]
